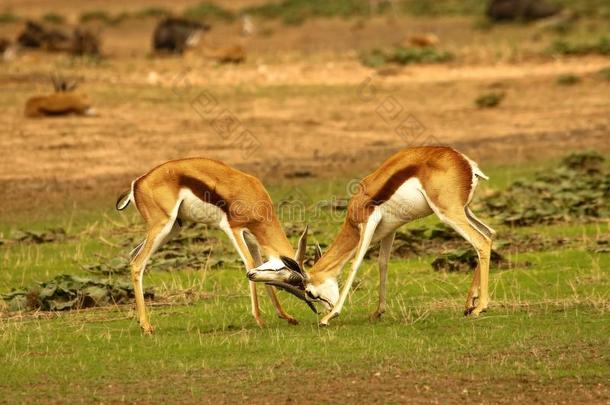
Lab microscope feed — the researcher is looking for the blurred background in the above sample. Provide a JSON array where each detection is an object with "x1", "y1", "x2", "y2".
[{"x1": 0, "y1": 0, "x2": 608, "y2": 216}]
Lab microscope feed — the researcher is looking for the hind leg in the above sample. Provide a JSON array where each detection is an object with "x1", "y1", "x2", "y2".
[
  {"x1": 438, "y1": 210, "x2": 492, "y2": 316},
  {"x1": 423, "y1": 194, "x2": 493, "y2": 316},
  {"x1": 370, "y1": 231, "x2": 395, "y2": 321},
  {"x1": 130, "y1": 216, "x2": 176, "y2": 334}
]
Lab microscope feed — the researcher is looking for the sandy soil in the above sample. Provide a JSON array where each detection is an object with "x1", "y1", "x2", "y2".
[{"x1": 0, "y1": 8, "x2": 609, "y2": 215}]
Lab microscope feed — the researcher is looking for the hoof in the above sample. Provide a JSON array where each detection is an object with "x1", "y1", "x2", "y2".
[
  {"x1": 283, "y1": 316, "x2": 299, "y2": 325},
  {"x1": 140, "y1": 324, "x2": 155, "y2": 335},
  {"x1": 471, "y1": 306, "x2": 488, "y2": 317},
  {"x1": 463, "y1": 307, "x2": 475, "y2": 316},
  {"x1": 320, "y1": 311, "x2": 339, "y2": 326},
  {"x1": 369, "y1": 311, "x2": 384, "y2": 321},
  {"x1": 255, "y1": 318, "x2": 266, "y2": 328}
]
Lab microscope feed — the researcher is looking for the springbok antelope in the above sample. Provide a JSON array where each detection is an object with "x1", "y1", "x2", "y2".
[
  {"x1": 24, "y1": 76, "x2": 95, "y2": 118},
  {"x1": 115, "y1": 158, "x2": 312, "y2": 334},
  {"x1": 248, "y1": 146, "x2": 495, "y2": 326}
]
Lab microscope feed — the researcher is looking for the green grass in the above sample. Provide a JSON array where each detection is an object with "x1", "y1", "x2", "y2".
[{"x1": 1, "y1": 161, "x2": 609, "y2": 401}]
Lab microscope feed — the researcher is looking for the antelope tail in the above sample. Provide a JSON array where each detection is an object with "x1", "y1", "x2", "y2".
[{"x1": 115, "y1": 189, "x2": 133, "y2": 211}]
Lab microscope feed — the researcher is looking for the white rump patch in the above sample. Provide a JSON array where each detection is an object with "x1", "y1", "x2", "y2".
[{"x1": 373, "y1": 177, "x2": 433, "y2": 241}]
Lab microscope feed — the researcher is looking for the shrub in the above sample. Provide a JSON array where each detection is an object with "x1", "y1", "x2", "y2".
[
  {"x1": 0, "y1": 9, "x2": 19, "y2": 24},
  {"x1": 556, "y1": 74, "x2": 581, "y2": 85},
  {"x1": 548, "y1": 37, "x2": 610, "y2": 56},
  {"x1": 247, "y1": 0, "x2": 374, "y2": 25},
  {"x1": 183, "y1": 2, "x2": 235, "y2": 22},
  {"x1": 475, "y1": 92, "x2": 505, "y2": 108},
  {"x1": 42, "y1": 12, "x2": 65, "y2": 24},
  {"x1": 134, "y1": 7, "x2": 171, "y2": 19},
  {"x1": 360, "y1": 46, "x2": 453, "y2": 67}
]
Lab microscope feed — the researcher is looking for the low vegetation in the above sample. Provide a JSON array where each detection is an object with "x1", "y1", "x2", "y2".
[
  {"x1": 556, "y1": 73, "x2": 581, "y2": 85},
  {"x1": 0, "y1": 157, "x2": 608, "y2": 401},
  {"x1": 360, "y1": 46, "x2": 453, "y2": 67},
  {"x1": 41, "y1": 12, "x2": 65, "y2": 25},
  {"x1": 0, "y1": 9, "x2": 19, "y2": 24},
  {"x1": 183, "y1": 2, "x2": 235, "y2": 22},
  {"x1": 549, "y1": 36, "x2": 610, "y2": 56},
  {"x1": 480, "y1": 151, "x2": 610, "y2": 225},
  {"x1": 475, "y1": 91, "x2": 505, "y2": 108}
]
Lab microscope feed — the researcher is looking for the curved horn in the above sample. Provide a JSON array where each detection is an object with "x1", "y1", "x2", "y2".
[
  {"x1": 295, "y1": 224, "x2": 308, "y2": 267},
  {"x1": 265, "y1": 281, "x2": 318, "y2": 314},
  {"x1": 314, "y1": 242, "x2": 322, "y2": 262}
]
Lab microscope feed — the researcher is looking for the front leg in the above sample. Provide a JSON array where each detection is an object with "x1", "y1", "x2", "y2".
[
  {"x1": 222, "y1": 222, "x2": 266, "y2": 327},
  {"x1": 320, "y1": 208, "x2": 382, "y2": 326},
  {"x1": 242, "y1": 229, "x2": 298, "y2": 325}
]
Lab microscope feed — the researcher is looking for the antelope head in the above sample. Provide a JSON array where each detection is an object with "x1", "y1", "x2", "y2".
[{"x1": 248, "y1": 226, "x2": 338, "y2": 313}]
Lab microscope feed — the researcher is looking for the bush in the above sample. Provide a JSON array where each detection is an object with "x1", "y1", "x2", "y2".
[
  {"x1": 183, "y1": 2, "x2": 235, "y2": 22},
  {"x1": 42, "y1": 12, "x2": 65, "y2": 24},
  {"x1": 81, "y1": 10, "x2": 113, "y2": 24},
  {"x1": 556, "y1": 74, "x2": 581, "y2": 85},
  {"x1": 548, "y1": 37, "x2": 610, "y2": 56},
  {"x1": 247, "y1": 0, "x2": 374, "y2": 25},
  {"x1": 360, "y1": 46, "x2": 453, "y2": 67},
  {"x1": 402, "y1": 0, "x2": 484, "y2": 16},
  {"x1": 134, "y1": 7, "x2": 171, "y2": 19},
  {"x1": 475, "y1": 92, "x2": 505, "y2": 108},
  {"x1": 0, "y1": 9, "x2": 19, "y2": 24}
]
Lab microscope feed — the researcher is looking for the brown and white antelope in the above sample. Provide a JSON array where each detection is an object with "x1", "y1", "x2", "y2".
[
  {"x1": 24, "y1": 75, "x2": 95, "y2": 118},
  {"x1": 116, "y1": 158, "x2": 312, "y2": 334},
  {"x1": 248, "y1": 146, "x2": 496, "y2": 326}
]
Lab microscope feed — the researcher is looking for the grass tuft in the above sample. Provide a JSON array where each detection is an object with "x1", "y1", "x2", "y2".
[
  {"x1": 548, "y1": 36, "x2": 610, "y2": 56},
  {"x1": 361, "y1": 46, "x2": 453, "y2": 67}
]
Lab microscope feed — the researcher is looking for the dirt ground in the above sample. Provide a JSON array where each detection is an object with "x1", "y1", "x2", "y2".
[{"x1": 0, "y1": 2, "x2": 609, "y2": 216}]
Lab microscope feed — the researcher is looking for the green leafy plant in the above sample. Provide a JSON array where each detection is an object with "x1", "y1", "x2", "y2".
[
  {"x1": 480, "y1": 151, "x2": 610, "y2": 226},
  {"x1": 1, "y1": 274, "x2": 154, "y2": 312}
]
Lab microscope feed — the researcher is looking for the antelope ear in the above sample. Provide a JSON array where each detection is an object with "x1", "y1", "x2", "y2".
[
  {"x1": 314, "y1": 243, "x2": 322, "y2": 263},
  {"x1": 280, "y1": 255, "x2": 303, "y2": 275},
  {"x1": 294, "y1": 224, "x2": 308, "y2": 267}
]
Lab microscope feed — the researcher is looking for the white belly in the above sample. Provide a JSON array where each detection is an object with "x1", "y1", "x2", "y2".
[
  {"x1": 373, "y1": 177, "x2": 433, "y2": 241},
  {"x1": 177, "y1": 189, "x2": 226, "y2": 225}
]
